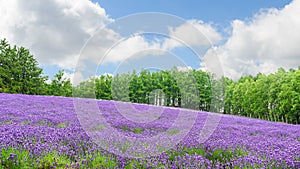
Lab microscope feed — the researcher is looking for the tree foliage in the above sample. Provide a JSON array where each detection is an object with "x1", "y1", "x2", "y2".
[
  {"x1": 224, "y1": 68, "x2": 300, "y2": 124},
  {"x1": 0, "y1": 39, "x2": 72, "y2": 97},
  {"x1": 0, "y1": 39, "x2": 46, "y2": 94},
  {"x1": 74, "y1": 67, "x2": 300, "y2": 124},
  {"x1": 47, "y1": 70, "x2": 72, "y2": 97}
]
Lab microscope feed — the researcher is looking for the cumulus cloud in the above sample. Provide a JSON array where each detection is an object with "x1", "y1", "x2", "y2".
[
  {"x1": 176, "y1": 66, "x2": 193, "y2": 72},
  {"x1": 104, "y1": 35, "x2": 163, "y2": 63},
  {"x1": 76, "y1": 31, "x2": 165, "y2": 77},
  {"x1": 162, "y1": 20, "x2": 222, "y2": 50},
  {"x1": 204, "y1": 0, "x2": 300, "y2": 79},
  {"x1": 0, "y1": 0, "x2": 112, "y2": 70},
  {"x1": 0, "y1": 0, "x2": 167, "y2": 72}
]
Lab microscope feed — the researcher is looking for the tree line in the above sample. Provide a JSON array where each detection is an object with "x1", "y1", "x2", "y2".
[
  {"x1": 0, "y1": 39, "x2": 72, "y2": 97},
  {"x1": 74, "y1": 69, "x2": 218, "y2": 110},
  {"x1": 224, "y1": 68, "x2": 300, "y2": 124},
  {"x1": 1, "y1": 39, "x2": 299, "y2": 124},
  {"x1": 74, "y1": 67, "x2": 300, "y2": 124}
]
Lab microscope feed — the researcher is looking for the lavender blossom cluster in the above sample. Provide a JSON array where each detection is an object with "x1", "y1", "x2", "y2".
[{"x1": 0, "y1": 93, "x2": 299, "y2": 168}]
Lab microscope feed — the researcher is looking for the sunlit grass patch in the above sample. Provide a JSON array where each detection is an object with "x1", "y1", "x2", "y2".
[
  {"x1": 0, "y1": 119, "x2": 13, "y2": 125},
  {"x1": 0, "y1": 148, "x2": 119, "y2": 169},
  {"x1": 37, "y1": 120, "x2": 53, "y2": 127},
  {"x1": 133, "y1": 127, "x2": 143, "y2": 134},
  {"x1": 37, "y1": 151, "x2": 71, "y2": 168},
  {"x1": 166, "y1": 146, "x2": 250, "y2": 167},
  {"x1": 167, "y1": 129, "x2": 180, "y2": 136},
  {"x1": 121, "y1": 125, "x2": 130, "y2": 131},
  {"x1": 56, "y1": 123, "x2": 66, "y2": 128},
  {"x1": 97, "y1": 124, "x2": 105, "y2": 131},
  {"x1": 120, "y1": 141, "x2": 132, "y2": 154},
  {"x1": 119, "y1": 126, "x2": 143, "y2": 134},
  {"x1": 86, "y1": 151, "x2": 118, "y2": 168},
  {"x1": 1, "y1": 147, "x2": 30, "y2": 168},
  {"x1": 20, "y1": 120, "x2": 31, "y2": 125},
  {"x1": 90, "y1": 124, "x2": 106, "y2": 132},
  {"x1": 157, "y1": 145, "x2": 166, "y2": 153}
]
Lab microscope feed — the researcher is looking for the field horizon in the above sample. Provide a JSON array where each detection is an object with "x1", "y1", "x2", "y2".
[{"x1": 3, "y1": 92, "x2": 298, "y2": 126}]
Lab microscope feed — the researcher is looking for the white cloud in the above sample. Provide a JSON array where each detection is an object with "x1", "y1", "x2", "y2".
[
  {"x1": 44, "y1": 71, "x2": 80, "y2": 85},
  {"x1": 204, "y1": 0, "x2": 300, "y2": 79},
  {"x1": 62, "y1": 71, "x2": 74, "y2": 83},
  {"x1": 0, "y1": 0, "x2": 112, "y2": 70},
  {"x1": 76, "y1": 31, "x2": 165, "y2": 74},
  {"x1": 71, "y1": 71, "x2": 85, "y2": 86},
  {"x1": 0, "y1": 0, "x2": 165, "y2": 71},
  {"x1": 176, "y1": 66, "x2": 193, "y2": 72},
  {"x1": 104, "y1": 35, "x2": 163, "y2": 63},
  {"x1": 162, "y1": 20, "x2": 222, "y2": 50},
  {"x1": 102, "y1": 73, "x2": 113, "y2": 77},
  {"x1": 90, "y1": 73, "x2": 113, "y2": 80}
]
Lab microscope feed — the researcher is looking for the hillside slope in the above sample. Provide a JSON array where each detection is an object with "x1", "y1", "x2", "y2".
[{"x1": 0, "y1": 93, "x2": 299, "y2": 168}]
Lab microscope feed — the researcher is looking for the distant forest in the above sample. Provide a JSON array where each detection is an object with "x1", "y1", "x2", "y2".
[{"x1": 1, "y1": 39, "x2": 299, "y2": 124}]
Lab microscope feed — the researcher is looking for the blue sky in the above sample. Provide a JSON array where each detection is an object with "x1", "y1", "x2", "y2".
[
  {"x1": 1, "y1": 0, "x2": 299, "y2": 83},
  {"x1": 93, "y1": 0, "x2": 292, "y2": 44},
  {"x1": 89, "y1": 0, "x2": 294, "y2": 79},
  {"x1": 96, "y1": 0, "x2": 291, "y2": 22}
]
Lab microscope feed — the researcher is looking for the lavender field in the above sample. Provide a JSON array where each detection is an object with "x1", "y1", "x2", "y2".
[{"x1": 0, "y1": 93, "x2": 299, "y2": 169}]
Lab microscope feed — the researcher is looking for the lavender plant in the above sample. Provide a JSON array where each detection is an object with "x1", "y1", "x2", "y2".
[{"x1": 0, "y1": 93, "x2": 299, "y2": 168}]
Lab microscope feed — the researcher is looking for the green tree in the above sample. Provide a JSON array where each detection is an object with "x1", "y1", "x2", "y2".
[
  {"x1": 49, "y1": 70, "x2": 72, "y2": 97},
  {"x1": 0, "y1": 39, "x2": 46, "y2": 94},
  {"x1": 112, "y1": 74, "x2": 130, "y2": 102},
  {"x1": 95, "y1": 74, "x2": 112, "y2": 100}
]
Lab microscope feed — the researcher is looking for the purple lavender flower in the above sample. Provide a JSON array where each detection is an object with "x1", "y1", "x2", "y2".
[{"x1": 0, "y1": 93, "x2": 299, "y2": 168}]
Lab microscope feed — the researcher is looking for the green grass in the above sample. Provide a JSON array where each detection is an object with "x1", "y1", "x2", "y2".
[
  {"x1": 37, "y1": 151, "x2": 71, "y2": 168},
  {"x1": 37, "y1": 120, "x2": 53, "y2": 127},
  {"x1": 0, "y1": 120, "x2": 13, "y2": 125},
  {"x1": 85, "y1": 151, "x2": 118, "y2": 168},
  {"x1": 120, "y1": 126, "x2": 143, "y2": 134},
  {"x1": 0, "y1": 145, "x2": 291, "y2": 169},
  {"x1": 166, "y1": 146, "x2": 249, "y2": 168},
  {"x1": 90, "y1": 124, "x2": 106, "y2": 132},
  {"x1": 133, "y1": 127, "x2": 143, "y2": 134},
  {"x1": 167, "y1": 129, "x2": 180, "y2": 136},
  {"x1": 1, "y1": 147, "x2": 30, "y2": 169},
  {"x1": 119, "y1": 141, "x2": 131, "y2": 154},
  {"x1": 157, "y1": 145, "x2": 165, "y2": 153},
  {"x1": 121, "y1": 125, "x2": 130, "y2": 131},
  {"x1": 56, "y1": 123, "x2": 66, "y2": 128},
  {"x1": 0, "y1": 147, "x2": 118, "y2": 169},
  {"x1": 20, "y1": 120, "x2": 31, "y2": 125},
  {"x1": 97, "y1": 124, "x2": 106, "y2": 131}
]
